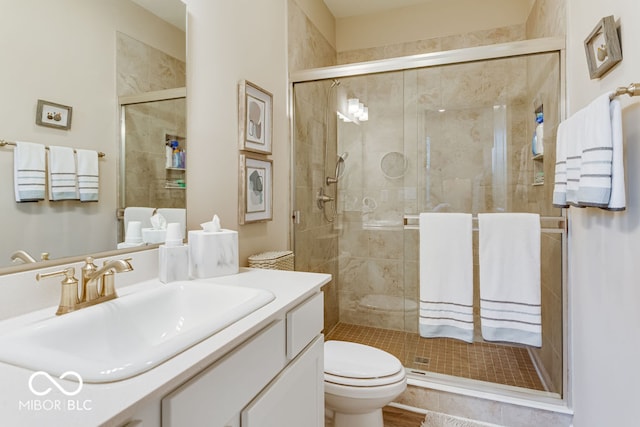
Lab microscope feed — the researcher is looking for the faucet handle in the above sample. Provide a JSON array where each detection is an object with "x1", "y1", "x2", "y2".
[{"x1": 36, "y1": 267, "x2": 79, "y2": 315}]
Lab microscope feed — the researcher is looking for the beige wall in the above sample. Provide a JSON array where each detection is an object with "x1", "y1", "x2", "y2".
[
  {"x1": 566, "y1": 0, "x2": 640, "y2": 425},
  {"x1": 0, "y1": 0, "x2": 185, "y2": 268},
  {"x1": 184, "y1": 0, "x2": 289, "y2": 266},
  {"x1": 335, "y1": 0, "x2": 534, "y2": 52}
]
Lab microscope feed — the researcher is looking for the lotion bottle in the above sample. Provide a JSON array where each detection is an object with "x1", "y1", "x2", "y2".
[{"x1": 159, "y1": 222, "x2": 189, "y2": 283}]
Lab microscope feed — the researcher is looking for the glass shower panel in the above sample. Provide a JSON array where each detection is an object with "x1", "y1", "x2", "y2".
[{"x1": 403, "y1": 52, "x2": 562, "y2": 394}]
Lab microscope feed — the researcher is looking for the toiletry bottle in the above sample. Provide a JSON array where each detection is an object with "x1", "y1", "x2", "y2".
[
  {"x1": 534, "y1": 112, "x2": 544, "y2": 155},
  {"x1": 159, "y1": 223, "x2": 189, "y2": 283}
]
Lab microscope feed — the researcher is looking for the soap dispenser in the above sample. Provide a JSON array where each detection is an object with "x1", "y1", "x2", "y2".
[{"x1": 159, "y1": 222, "x2": 189, "y2": 283}]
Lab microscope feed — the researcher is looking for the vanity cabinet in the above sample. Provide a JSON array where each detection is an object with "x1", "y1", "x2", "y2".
[{"x1": 160, "y1": 292, "x2": 324, "y2": 427}]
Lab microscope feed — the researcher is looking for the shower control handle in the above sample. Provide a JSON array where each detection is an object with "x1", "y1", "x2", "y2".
[{"x1": 316, "y1": 187, "x2": 334, "y2": 209}]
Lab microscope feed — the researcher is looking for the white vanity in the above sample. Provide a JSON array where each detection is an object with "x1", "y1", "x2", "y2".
[{"x1": 0, "y1": 251, "x2": 330, "y2": 427}]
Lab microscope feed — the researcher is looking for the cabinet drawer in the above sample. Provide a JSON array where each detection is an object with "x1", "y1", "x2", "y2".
[
  {"x1": 162, "y1": 320, "x2": 286, "y2": 427},
  {"x1": 286, "y1": 292, "x2": 324, "y2": 360}
]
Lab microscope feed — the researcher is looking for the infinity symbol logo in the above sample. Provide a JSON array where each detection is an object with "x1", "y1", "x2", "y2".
[{"x1": 28, "y1": 371, "x2": 83, "y2": 396}]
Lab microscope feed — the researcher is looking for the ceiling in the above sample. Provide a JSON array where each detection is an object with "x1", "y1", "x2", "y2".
[
  {"x1": 130, "y1": 0, "x2": 186, "y2": 31},
  {"x1": 323, "y1": 0, "x2": 440, "y2": 18}
]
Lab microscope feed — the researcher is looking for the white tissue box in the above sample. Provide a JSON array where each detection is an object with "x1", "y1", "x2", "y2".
[
  {"x1": 188, "y1": 229, "x2": 239, "y2": 278},
  {"x1": 142, "y1": 228, "x2": 167, "y2": 244}
]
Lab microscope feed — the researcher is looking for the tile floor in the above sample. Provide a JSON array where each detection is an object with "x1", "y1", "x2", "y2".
[{"x1": 326, "y1": 323, "x2": 544, "y2": 391}]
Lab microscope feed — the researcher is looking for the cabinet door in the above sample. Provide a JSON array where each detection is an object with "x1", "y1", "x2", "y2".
[{"x1": 241, "y1": 336, "x2": 324, "y2": 427}]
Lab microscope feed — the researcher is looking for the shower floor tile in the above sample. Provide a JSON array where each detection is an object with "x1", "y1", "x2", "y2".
[{"x1": 325, "y1": 323, "x2": 545, "y2": 391}]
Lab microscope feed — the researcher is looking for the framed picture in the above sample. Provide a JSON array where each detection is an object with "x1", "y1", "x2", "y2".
[
  {"x1": 36, "y1": 99, "x2": 73, "y2": 130},
  {"x1": 239, "y1": 153, "x2": 273, "y2": 224},
  {"x1": 239, "y1": 80, "x2": 272, "y2": 154},
  {"x1": 584, "y1": 15, "x2": 622, "y2": 79}
]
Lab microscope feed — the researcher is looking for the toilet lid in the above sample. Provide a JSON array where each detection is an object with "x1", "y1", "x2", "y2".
[{"x1": 324, "y1": 340, "x2": 403, "y2": 379}]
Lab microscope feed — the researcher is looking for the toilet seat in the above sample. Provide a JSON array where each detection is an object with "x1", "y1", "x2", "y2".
[{"x1": 324, "y1": 341, "x2": 405, "y2": 387}]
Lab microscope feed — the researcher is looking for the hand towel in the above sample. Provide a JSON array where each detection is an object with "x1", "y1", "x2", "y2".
[
  {"x1": 13, "y1": 141, "x2": 46, "y2": 202},
  {"x1": 605, "y1": 98, "x2": 625, "y2": 211},
  {"x1": 76, "y1": 149, "x2": 99, "y2": 202},
  {"x1": 419, "y1": 213, "x2": 474, "y2": 343},
  {"x1": 478, "y1": 213, "x2": 541, "y2": 347},
  {"x1": 577, "y1": 93, "x2": 614, "y2": 207},
  {"x1": 157, "y1": 208, "x2": 186, "y2": 240},
  {"x1": 47, "y1": 146, "x2": 78, "y2": 201},
  {"x1": 552, "y1": 119, "x2": 569, "y2": 207},
  {"x1": 124, "y1": 207, "x2": 155, "y2": 232}
]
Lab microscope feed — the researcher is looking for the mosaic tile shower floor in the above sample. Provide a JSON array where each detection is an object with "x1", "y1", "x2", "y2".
[{"x1": 325, "y1": 323, "x2": 545, "y2": 391}]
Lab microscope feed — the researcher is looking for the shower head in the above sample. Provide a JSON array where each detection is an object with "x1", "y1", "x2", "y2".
[{"x1": 326, "y1": 152, "x2": 348, "y2": 185}]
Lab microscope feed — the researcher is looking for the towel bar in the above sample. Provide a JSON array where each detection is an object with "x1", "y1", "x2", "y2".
[
  {"x1": 403, "y1": 214, "x2": 566, "y2": 233},
  {"x1": 610, "y1": 83, "x2": 639, "y2": 100},
  {"x1": 0, "y1": 139, "x2": 106, "y2": 158}
]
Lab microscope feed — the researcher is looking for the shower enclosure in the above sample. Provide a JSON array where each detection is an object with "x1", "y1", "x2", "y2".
[{"x1": 292, "y1": 39, "x2": 566, "y2": 403}]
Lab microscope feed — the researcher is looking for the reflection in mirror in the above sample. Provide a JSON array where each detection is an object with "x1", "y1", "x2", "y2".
[
  {"x1": 119, "y1": 90, "x2": 187, "y2": 244},
  {"x1": 0, "y1": 0, "x2": 185, "y2": 272}
]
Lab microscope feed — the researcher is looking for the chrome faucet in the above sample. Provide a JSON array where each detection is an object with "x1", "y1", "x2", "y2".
[{"x1": 37, "y1": 257, "x2": 133, "y2": 315}]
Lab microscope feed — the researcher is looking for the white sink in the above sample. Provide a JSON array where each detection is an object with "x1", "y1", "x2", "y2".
[{"x1": 0, "y1": 281, "x2": 274, "y2": 383}]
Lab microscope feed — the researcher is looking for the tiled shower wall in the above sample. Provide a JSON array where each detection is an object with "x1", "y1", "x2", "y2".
[
  {"x1": 116, "y1": 33, "x2": 186, "y2": 212},
  {"x1": 288, "y1": 0, "x2": 340, "y2": 333}
]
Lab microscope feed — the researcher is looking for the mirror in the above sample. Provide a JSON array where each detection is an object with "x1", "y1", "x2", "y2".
[{"x1": 0, "y1": 0, "x2": 186, "y2": 271}]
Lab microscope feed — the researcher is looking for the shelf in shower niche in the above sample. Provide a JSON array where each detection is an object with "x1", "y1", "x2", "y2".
[
  {"x1": 165, "y1": 185, "x2": 186, "y2": 190},
  {"x1": 166, "y1": 167, "x2": 186, "y2": 171},
  {"x1": 532, "y1": 154, "x2": 544, "y2": 161}
]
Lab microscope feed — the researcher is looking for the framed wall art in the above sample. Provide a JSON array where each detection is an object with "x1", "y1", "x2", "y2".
[
  {"x1": 239, "y1": 153, "x2": 273, "y2": 224},
  {"x1": 36, "y1": 99, "x2": 73, "y2": 130},
  {"x1": 238, "y1": 80, "x2": 272, "y2": 154},
  {"x1": 584, "y1": 15, "x2": 622, "y2": 79}
]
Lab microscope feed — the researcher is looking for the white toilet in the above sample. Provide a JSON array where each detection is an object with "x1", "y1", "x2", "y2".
[{"x1": 324, "y1": 340, "x2": 407, "y2": 427}]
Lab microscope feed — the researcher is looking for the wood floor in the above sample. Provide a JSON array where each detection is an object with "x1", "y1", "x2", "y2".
[{"x1": 383, "y1": 406, "x2": 425, "y2": 427}]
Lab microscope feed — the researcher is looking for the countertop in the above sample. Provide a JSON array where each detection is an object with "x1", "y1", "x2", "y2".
[{"x1": 0, "y1": 268, "x2": 331, "y2": 426}]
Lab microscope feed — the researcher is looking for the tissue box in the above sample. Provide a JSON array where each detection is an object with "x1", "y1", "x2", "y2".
[
  {"x1": 142, "y1": 228, "x2": 167, "y2": 244},
  {"x1": 188, "y1": 229, "x2": 239, "y2": 278}
]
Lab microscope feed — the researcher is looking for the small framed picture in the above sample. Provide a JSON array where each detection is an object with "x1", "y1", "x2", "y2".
[
  {"x1": 239, "y1": 153, "x2": 273, "y2": 224},
  {"x1": 36, "y1": 99, "x2": 73, "y2": 130},
  {"x1": 238, "y1": 80, "x2": 272, "y2": 154},
  {"x1": 584, "y1": 15, "x2": 622, "y2": 80}
]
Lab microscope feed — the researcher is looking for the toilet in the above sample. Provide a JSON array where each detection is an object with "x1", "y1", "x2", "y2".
[{"x1": 324, "y1": 340, "x2": 407, "y2": 427}]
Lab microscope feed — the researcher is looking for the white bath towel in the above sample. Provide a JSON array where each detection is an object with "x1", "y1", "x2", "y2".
[
  {"x1": 47, "y1": 146, "x2": 78, "y2": 201},
  {"x1": 577, "y1": 93, "x2": 614, "y2": 207},
  {"x1": 419, "y1": 213, "x2": 474, "y2": 343},
  {"x1": 76, "y1": 149, "x2": 99, "y2": 202},
  {"x1": 606, "y1": 98, "x2": 625, "y2": 211},
  {"x1": 478, "y1": 213, "x2": 541, "y2": 347},
  {"x1": 157, "y1": 208, "x2": 186, "y2": 240},
  {"x1": 13, "y1": 141, "x2": 46, "y2": 202},
  {"x1": 124, "y1": 207, "x2": 155, "y2": 232}
]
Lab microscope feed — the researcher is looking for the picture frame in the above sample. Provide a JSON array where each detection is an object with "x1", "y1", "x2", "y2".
[
  {"x1": 584, "y1": 15, "x2": 622, "y2": 80},
  {"x1": 36, "y1": 99, "x2": 73, "y2": 130},
  {"x1": 238, "y1": 80, "x2": 273, "y2": 154},
  {"x1": 239, "y1": 153, "x2": 273, "y2": 224}
]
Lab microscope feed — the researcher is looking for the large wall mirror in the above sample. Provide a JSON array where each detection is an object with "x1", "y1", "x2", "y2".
[{"x1": 0, "y1": 0, "x2": 186, "y2": 271}]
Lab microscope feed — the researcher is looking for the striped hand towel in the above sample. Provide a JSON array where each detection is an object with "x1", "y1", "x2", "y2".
[
  {"x1": 47, "y1": 146, "x2": 78, "y2": 201},
  {"x1": 76, "y1": 149, "x2": 99, "y2": 202},
  {"x1": 606, "y1": 98, "x2": 625, "y2": 211},
  {"x1": 478, "y1": 213, "x2": 541, "y2": 347},
  {"x1": 577, "y1": 92, "x2": 613, "y2": 207},
  {"x1": 419, "y1": 213, "x2": 474, "y2": 343},
  {"x1": 13, "y1": 141, "x2": 46, "y2": 202}
]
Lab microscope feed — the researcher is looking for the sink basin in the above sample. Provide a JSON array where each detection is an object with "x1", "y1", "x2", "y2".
[{"x1": 0, "y1": 281, "x2": 274, "y2": 383}]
